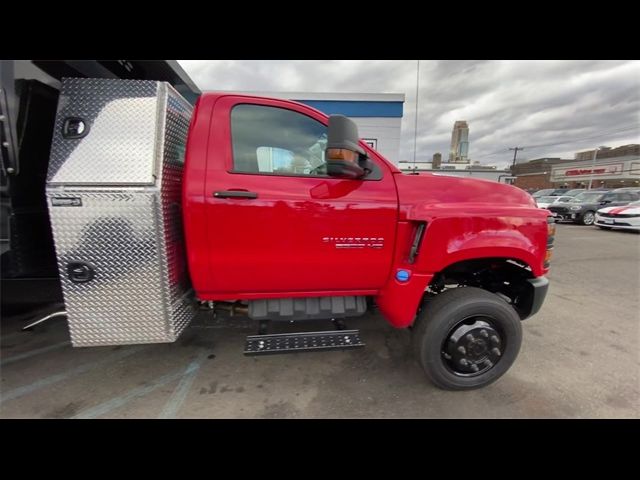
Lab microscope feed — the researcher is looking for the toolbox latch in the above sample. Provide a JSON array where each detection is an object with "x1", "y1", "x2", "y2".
[
  {"x1": 62, "y1": 117, "x2": 89, "y2": 139},
  {"x1": 67, "y1": 261, "x2": 95, "y2": 283}
]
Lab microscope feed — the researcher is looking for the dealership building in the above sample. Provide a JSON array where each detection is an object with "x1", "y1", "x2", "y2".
[
  {"x1": 228, "y1": 91, "x2": 405, "y2": 165},
  {"x1": 512, "y1": 145, "x2": 640, "y2": 190},
  {"x1": 550, "y1": 155, "x2": 640, "y2": 189}
]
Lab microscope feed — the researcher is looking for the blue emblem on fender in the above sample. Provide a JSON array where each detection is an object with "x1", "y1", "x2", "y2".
[{"x1": 396, "y1": 269, "x2": 411, "y2": 282}]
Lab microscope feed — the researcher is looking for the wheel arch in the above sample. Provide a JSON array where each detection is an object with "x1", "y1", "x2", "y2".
[{"x1": 427, "y1": 256, "x2": 544, "y2": 320}]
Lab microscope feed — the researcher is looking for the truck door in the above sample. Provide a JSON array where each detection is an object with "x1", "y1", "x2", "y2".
[{"x1": 203, "y1": 96, "x2": 398, "y2": 297}]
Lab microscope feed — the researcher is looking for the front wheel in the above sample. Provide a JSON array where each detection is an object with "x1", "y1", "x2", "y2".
[
  {"x1": 412, "y1": 287, "x2": 522, "y2": 390},
  {"x1": 580, "y1": 211, "x2": 595, "y2": 225}
]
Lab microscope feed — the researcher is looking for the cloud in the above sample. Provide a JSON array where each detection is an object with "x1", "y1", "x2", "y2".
[{"x1": 178, "y1": 60, "x2": 640, "y2": 168}]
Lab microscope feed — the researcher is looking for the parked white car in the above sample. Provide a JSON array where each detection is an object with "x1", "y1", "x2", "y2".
[
  {"x1": 536, "y1": 195, "x2": 574, "y2": 209},
  {"x1": 595, "y1": 200, "x2": 640, "y2": 231}
]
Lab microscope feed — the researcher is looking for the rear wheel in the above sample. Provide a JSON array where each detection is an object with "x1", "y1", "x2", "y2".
[
  {"x1": 412, "y1": 287, "x2": 522, "y2": 390},
  {"x1": 580, "y1": 211, "x2": 595, "y2": 225}
]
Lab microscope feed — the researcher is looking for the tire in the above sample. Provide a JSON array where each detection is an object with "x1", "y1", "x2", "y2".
[
  {"x1": 580, "y1": 211, "x2": 595, "y2": 225},
  {"x1": 412, "y1": 287, "x2": 522, "y2": 391}
]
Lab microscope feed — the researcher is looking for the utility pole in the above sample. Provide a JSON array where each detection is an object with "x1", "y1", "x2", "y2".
[
  {"x1": 413, "y1": 60, "x2": 420, "y2": 166},
  {"x1": 509, "y1": 147, "x2": 524, "y2": 168}
]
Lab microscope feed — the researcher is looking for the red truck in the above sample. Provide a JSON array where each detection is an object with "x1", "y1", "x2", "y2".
[{"x1": 5, "y1": 76, "x2": 553, "y2": 391}]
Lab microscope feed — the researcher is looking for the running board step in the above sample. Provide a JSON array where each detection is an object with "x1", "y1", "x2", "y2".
[{"x1": 244, "y1": 330, "x2": 364, "y2": 355}]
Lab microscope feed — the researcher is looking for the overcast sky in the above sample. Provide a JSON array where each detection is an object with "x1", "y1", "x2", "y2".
[{"x1": 178, "y1": 60, "x2": 640, "y2": 169}]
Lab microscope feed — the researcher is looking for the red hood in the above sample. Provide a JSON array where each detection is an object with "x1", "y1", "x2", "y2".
[{"x1": 394, "y1": 172, "x2": 541, "y2": 221}]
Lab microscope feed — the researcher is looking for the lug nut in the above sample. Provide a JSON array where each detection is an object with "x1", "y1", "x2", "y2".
[
  {"x1": 457, "y1": 346, "x2": 466, "y2": 355},
  {"x1": 484, "y1": 359, "x2": 494, "y2": 368},
  {"x1": 459, "y1": 359, "x2": 468, "y2": 366},
  {"x1": 465, "y1": 334, "x2": 475, "y2": 342},
  {"x1": 492, "y1": 347, "x2": 502, "y2": 356},
  {"x1": 490, "y1": 335, "x2": 500, "y2": 345},
  {"x1": 470, "y1": 364, "x2": 479, "y2": 372},
  {"x1": 480, "y1": 329, "x2": 489, "y2": 338}
]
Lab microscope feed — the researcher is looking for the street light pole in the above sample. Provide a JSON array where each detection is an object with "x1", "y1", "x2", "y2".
[
  {"x1": 587, "y1": 146, "x2": 607, "y2": 190},
  {"x1": 587, "y1": 148, "x2": 597, "y2": 190}
]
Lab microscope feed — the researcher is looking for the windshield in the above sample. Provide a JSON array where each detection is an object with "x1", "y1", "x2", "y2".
[
  {"x1": 570, "y1": 192, "x2": 605, "y2": 203},
  {"x1": 537, "y1": 196, "x2": 557, "y2": 203},
  {"x1": 533, "y1": 189, "x2": 554, "y2": 196}
]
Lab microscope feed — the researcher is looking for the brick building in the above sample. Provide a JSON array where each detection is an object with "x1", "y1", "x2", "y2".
[
  {"x1": 511, "y1": 158, "x2": 574, "y2": 190},
  {"x1": 574, "y1": 144, "x2": 640, "y2": 162}
]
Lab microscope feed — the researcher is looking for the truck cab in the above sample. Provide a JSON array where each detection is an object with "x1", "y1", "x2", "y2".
[{"x1": 182, "y1": 92, "x2": 553, "y2": 389}]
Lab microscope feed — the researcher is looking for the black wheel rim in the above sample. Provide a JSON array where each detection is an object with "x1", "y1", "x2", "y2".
[{"x1": 441, "y1": 316, "x2": 504, "y2": 377}]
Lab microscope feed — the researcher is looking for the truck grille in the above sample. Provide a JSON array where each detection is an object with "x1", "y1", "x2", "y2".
[{"x1": 548, "y1": 206, "x2": 568, "y2": 214}]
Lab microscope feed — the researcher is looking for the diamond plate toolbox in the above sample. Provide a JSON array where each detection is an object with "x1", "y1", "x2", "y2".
[{"x1": 46, "y1": 78, "x2": 195, "y2": 346}]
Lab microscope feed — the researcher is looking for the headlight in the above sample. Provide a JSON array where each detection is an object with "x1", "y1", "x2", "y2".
[
  {"x1": 544, "y1": 248, "x2": 553, "y2": 265},
  {"x1": 545, "y1": 216, "x2": 555, "y2": 269},
  {"x1": 570, "y1": 205, "x2": 582, "y2": 210}
]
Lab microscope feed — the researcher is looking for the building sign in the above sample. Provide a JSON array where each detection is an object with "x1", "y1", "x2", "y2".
[
  {"x1": 552, "y1": 162, "x2": 625, "y2": 181},
  {"x1": 363, "y1": 138, "x2": 377, "y2": 150},
  {"x1": 564, "y1": 164, "x2": 622, "y2": 176}
]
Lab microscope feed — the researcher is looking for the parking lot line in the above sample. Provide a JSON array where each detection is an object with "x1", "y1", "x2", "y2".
[
  {"x1": 72, "y1": 354, "x2": 206, "y2": 419},
  {"x1": 0, "y1": 346, "x2": 147, "y2": 404},
  {"x1": 158, "y1": 352, "x2": 208, "y2": 419},
  {"x1": 1, "y1": 341, "x2": 70, "y2": 367}
]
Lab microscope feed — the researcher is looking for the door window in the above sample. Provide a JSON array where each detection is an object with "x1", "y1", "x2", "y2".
[
  {"x1": 620, "y1": 193, "x2": 638, "y2": 201},
  {"x1": 231, "y1": 104, "x2": 329, "y2": 177}
]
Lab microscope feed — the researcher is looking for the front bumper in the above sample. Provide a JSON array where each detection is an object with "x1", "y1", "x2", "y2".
[
  {"x1": 549, "y1": 210, "x2": 579, "y2": 222},
  {"x1": 521, "y1": 276, "x2": 549, "y2": 320},
  {"x1": 594, "y1": 217, "x2": 640, "y2": 230}
]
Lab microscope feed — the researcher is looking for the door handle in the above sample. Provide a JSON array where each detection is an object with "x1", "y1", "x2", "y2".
[{"x1": 213, "y1": 190, "x2": 258, "y2": 199}]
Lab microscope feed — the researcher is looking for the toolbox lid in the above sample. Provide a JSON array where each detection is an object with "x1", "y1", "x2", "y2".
[{"x1": 47, "y1": 78, "x2": 182, "y2": 186}]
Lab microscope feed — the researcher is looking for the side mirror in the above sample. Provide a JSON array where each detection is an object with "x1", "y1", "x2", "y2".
[{"x1": 325, "y1": 115, "x2": 367, "y2": 179}]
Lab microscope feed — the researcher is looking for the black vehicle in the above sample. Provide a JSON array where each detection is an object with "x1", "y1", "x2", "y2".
[
  {"x1": 531, "y1": 189, "x2": 556, "y2": 198},
  {"x1": 612, "y1": 187, "x2": 640, "y2": 195},
  {"x1": 532, "y1": 188, "x2": 565, "y2": 198},
  {"x1": 547, "y1": 191, "x2": 640, "y2": 225}
]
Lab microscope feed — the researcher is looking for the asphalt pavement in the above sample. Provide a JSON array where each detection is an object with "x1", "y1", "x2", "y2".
[{"x1": 1, "y1": 224, "x2": 638, "y2": 418}]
